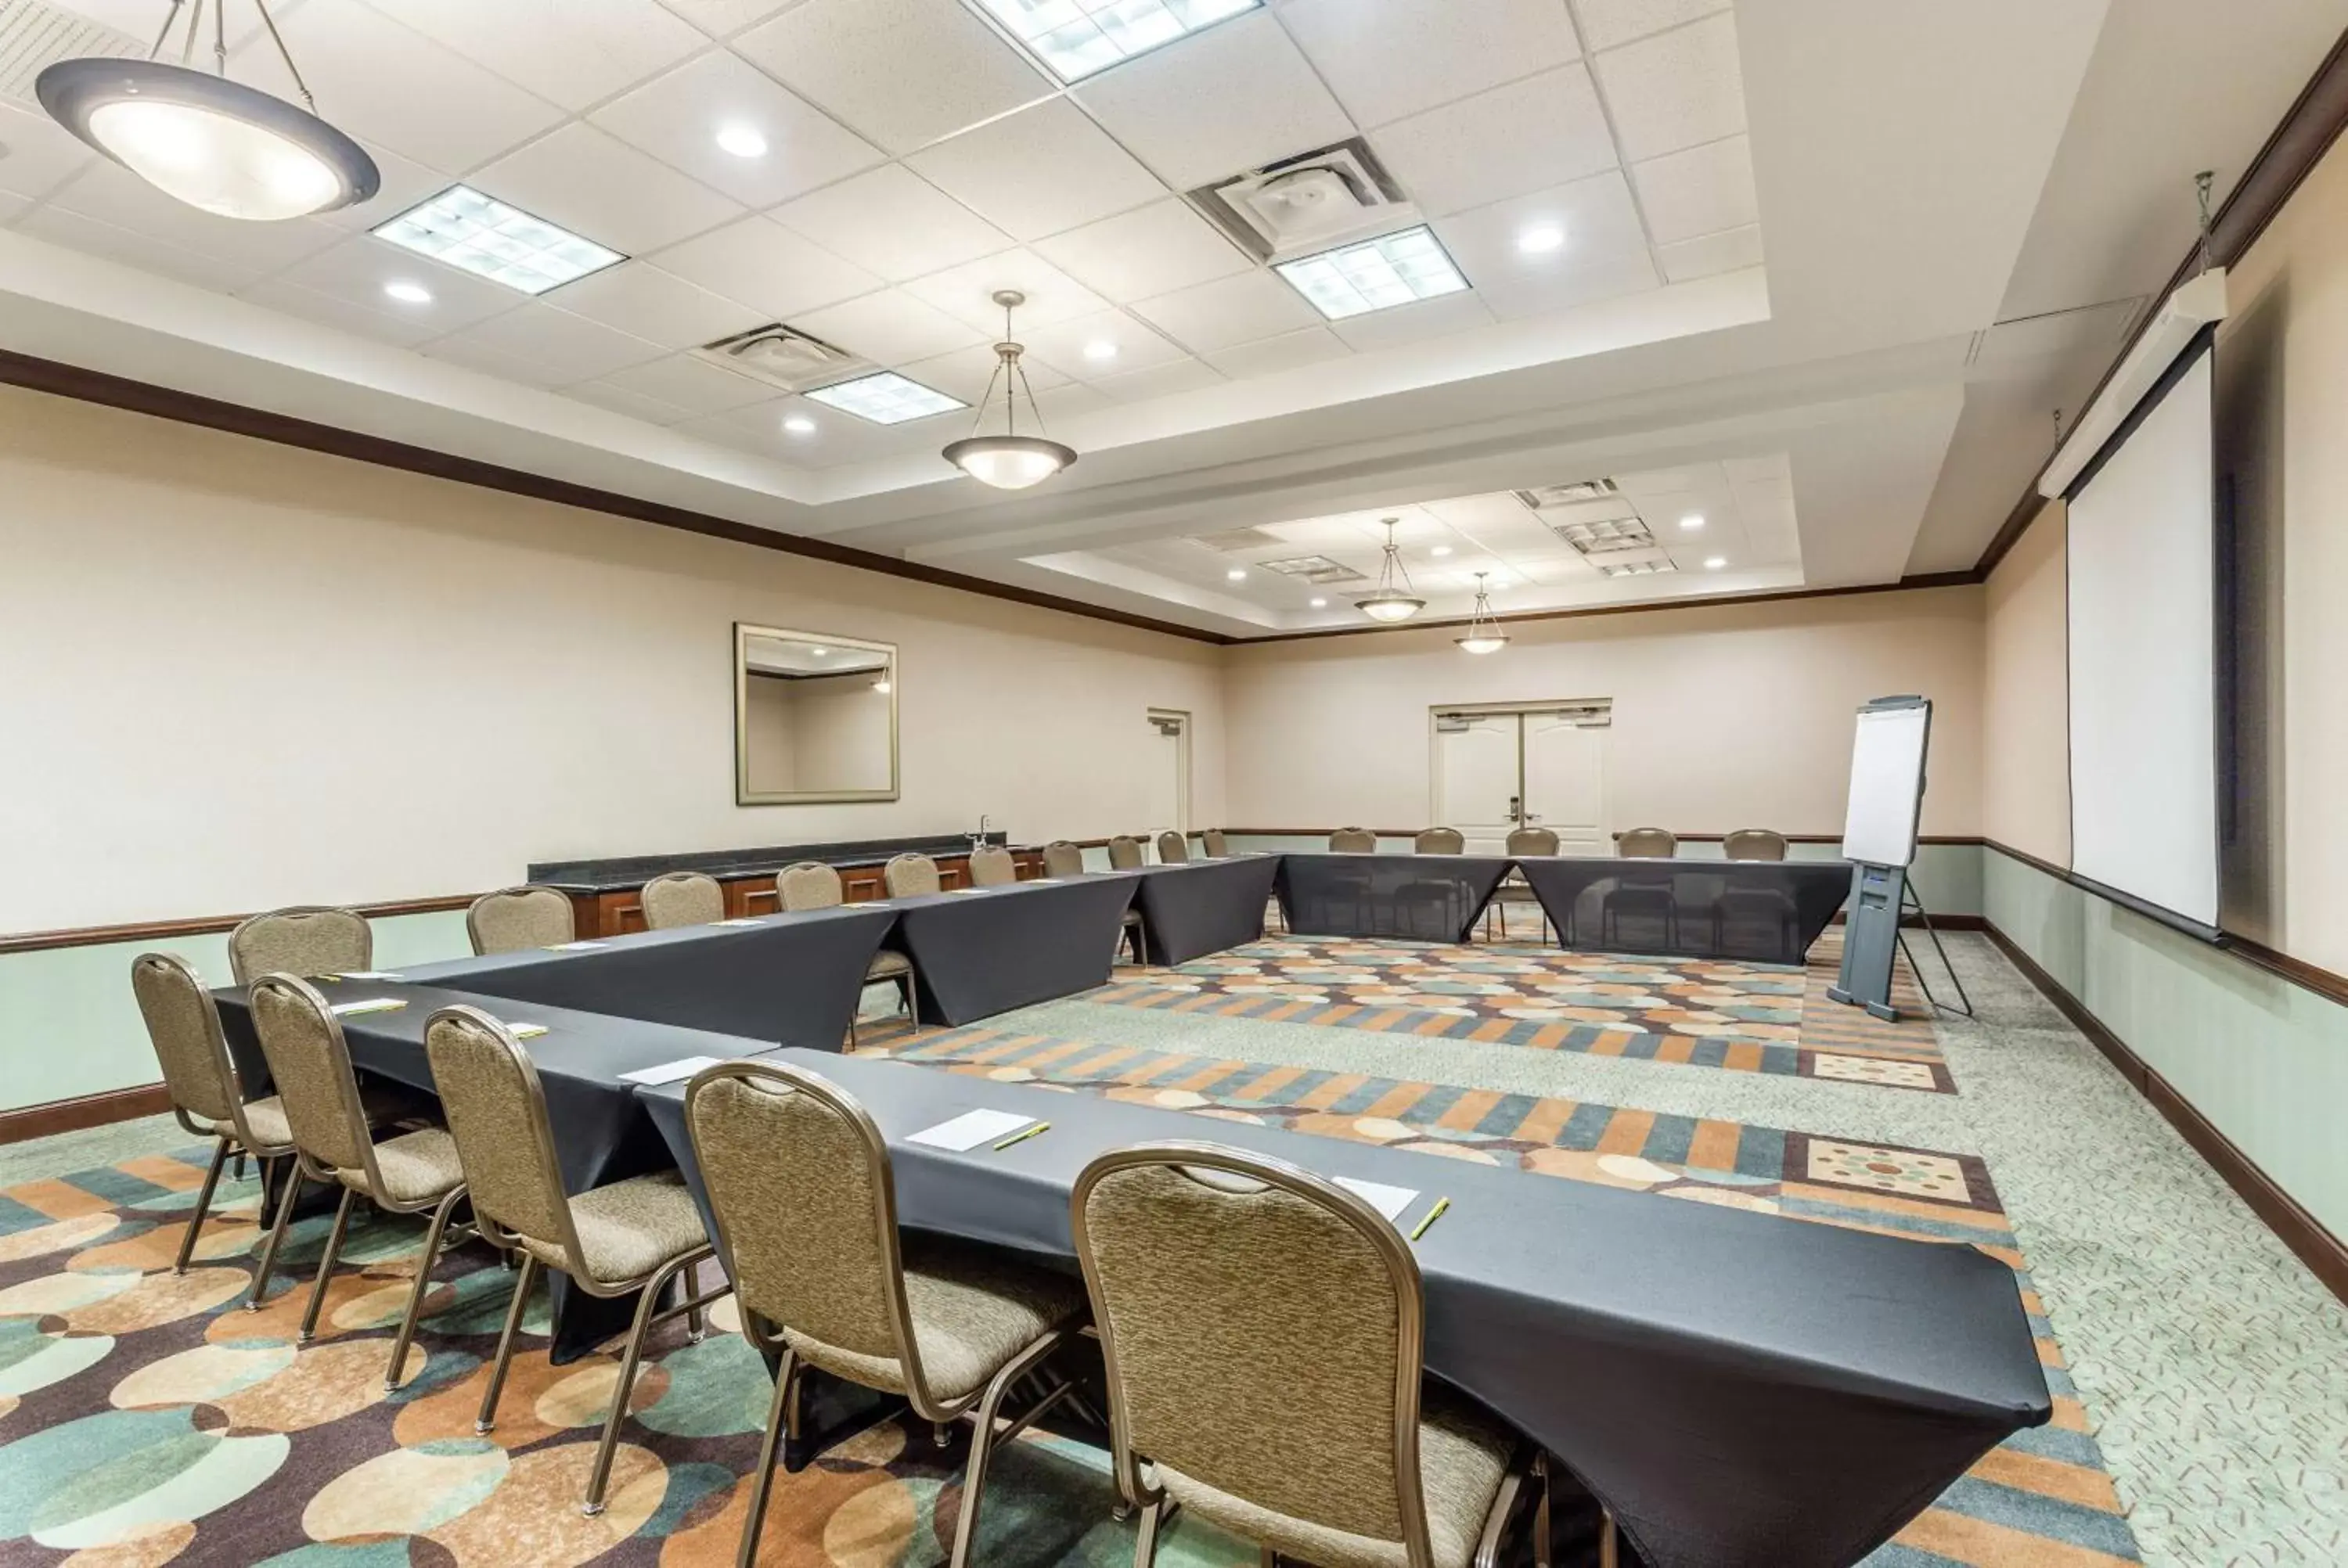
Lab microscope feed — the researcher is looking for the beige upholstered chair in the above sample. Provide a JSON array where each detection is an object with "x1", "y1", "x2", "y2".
[
  {"x1": 243, "y1": 975, "x2": 466, "y2": 1391},
  {"x1": 228, "y1": 905, "x2": 371, "y2": 985},
  {"x1": 1489, "y1": 826, "x2": 1559, "y2": 941},
  {"x1": 640, "y1": 872, "x2": 725, "y2": 930},
  {"x1": 1042, "y1": 840, "x2": 1086, "y2": 878},
  {"x1": 131, "y1": 952, "x2": 299, "y2": 1275},
  {"x1": 466, "y1": 886, "x2": 575, "y2": 955},
  {"x1": 777, "y1": 861, "x2": 918, "y2": 1046},
  {"x1": 1330, "y1": 826, "x2": 1378, "y2": 852},
  {"x1": 1607, "y1": 829, "x2": 1680, "y2": 949},
  {"x1": 426, "y1": 1007, "x2": 727, "y2": 1516},
  {"x1": 1504, "y1": 826, "x2": 1560, "y2": 857},
  {"x1": 1617, "y1": 827, "x2": 1678, "y2": 859},
  {"x1": 1723, "y1": 828, "x2": 1790, "y2": 861},
  {"x1": 884, "y1": 852, "x2": 943, "y2": 897},
  {"x1": 1155, "y1": 830, "x2": 1190, "y2": 865},
  {"x1": 1073, "y1": 1142, "x2": 1544, "y2": 1568},
  {"x1": 1202, "y1": 829, "x2": 1230, "y2": 858},
  {"x1": 1415, "y1": 827, "x2": 1466, "y2": 854},
  {"x1": 1107, "y1": 835, "x2": 1146, "y2": 870},
  {"x1": 685, "y1": 1061, "x2": 1086, "y2": 1568},
  {"x1": 968, "y1": 844, "x2": 1018, "y2": 886}
]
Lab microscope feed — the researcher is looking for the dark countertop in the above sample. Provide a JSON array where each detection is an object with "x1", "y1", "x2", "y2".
[{"x1": 528, "y1": 832, "x2": 1025, "y2": 894}]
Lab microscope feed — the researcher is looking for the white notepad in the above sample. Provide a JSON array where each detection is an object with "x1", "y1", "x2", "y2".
[
  {"x1": 715, "y1": 918, "x2": 765, "y2": 927},
  {"x1": 327, "y1": 969, "x2": 403, "y2": 981},
  {"x1": 329, "y1": 998, "x2": 407, "y2": 1017},
  {"x1": 1333, "y1": 1177, "x2": 1419, "y2": 1222},
  {"x1": 618, "y1": 1056, "x2": 724, "y2": 1086},
  {"x1": 547, "y1": 940, "x2": 607, "y2": 951},
  {"x1": 906, "y1": 1108, "x2": 1034, "y2": 1151},
  {"x1": 501, "y1": 1021, "x2": 548, "y2": 1041}
]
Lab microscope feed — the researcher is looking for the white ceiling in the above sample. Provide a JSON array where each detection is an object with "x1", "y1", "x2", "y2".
[{"x1": 0, "y1": 0, "x2": 2341, "y2": 638}]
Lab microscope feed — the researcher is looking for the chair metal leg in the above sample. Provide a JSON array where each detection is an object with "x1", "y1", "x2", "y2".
[
  {"x1": 477, "y1": 1253, "x2": 539, "y2": 1435},
  {"x1": 384, "y1": 1186, "x2": 464, "y2": 1391},
  {"x1": 1259, "y1": 1550, "x2": 1280, "y2": 1568},
  {"x1": 1597, "y1": 1510, "x2": 1616, "y2": 1568},
  {"x1": 736, "y1": 1347, "x2": 796, "y2": 1568},
  {"x1": 232, "y1": 1149, "x2": 247, "y2": 1182},
  {"x1": 582, "y1": 1253, "x2": 694, "y2": 1516},
  {"x1": 1133, "y1": 1497, "x2": 1165, "y2": 1568},
  {"x1": 945, "y1": 1332, "x2": 1073, "y2": 1568},
  {"x1": 246, "y1": 1159, "x2": 304, "y2": 1311},
  {"x1": 299, "y1": 1186, "x2": 358, "y2": 1343},
  {"x1": 175, "y1": 1136, "x2": 230, "y2": 1275},
  {"x1": 683, "y1": 1260, "x2": 706, "y2": 1344}
]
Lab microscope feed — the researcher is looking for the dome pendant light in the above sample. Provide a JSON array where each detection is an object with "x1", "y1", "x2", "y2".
[
  {"x1": 38, "y1": 0, "x2": 379, "y2": 222},
  {"x1": 1456, "y1": 572, "x2": 1510, "y2": 654},
  {"x1": 942, "y1": 290, "x2": 1077, "y2": 490},
  {"x1": 1355, "y1": 517, "x2": 1428, "y2": 623}
]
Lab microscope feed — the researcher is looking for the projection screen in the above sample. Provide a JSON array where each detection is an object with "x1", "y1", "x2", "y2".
[{"x1": 2065, "y1": 342, "x2": 2219, "y2": 933}]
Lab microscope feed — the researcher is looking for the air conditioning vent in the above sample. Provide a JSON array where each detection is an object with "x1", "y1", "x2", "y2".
[
  {"x1": 1515, "y1": 479, "x2": 1622, "y2": 509},
  {"x1": 1191, "y1": 526, "x2": 1288, "y2": 553},
  {"x1": 1597, "y1": 558, "x2": 1678, "y2": 578},
  {"x1": 1549, "y1": 515, "x2": 1658, "y2": 556},
  {"x1": 1188, "y1": 138, "x2": 1419, "y2": 263},
  {"x1": 693, "y1": 324, "x2": 875, "y2": 393},
  {"x1": 1259, "y1": 553, "x2": 1366, "y2": 584},
  {"x1": 0, "y1": 0, "x2": 139, "y2": 107}
]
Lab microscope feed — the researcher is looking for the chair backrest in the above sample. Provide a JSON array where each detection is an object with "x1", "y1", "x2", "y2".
[
  {"x1": 1618, "y1": 827, "x2": 1678, "y2": 859},
  {"x1": 1155, "y1": 830, "x2": 1190, "y2": 865},
  {"x1": 1107, "y1": 835, "x2": 1145, "y2": 871},
  {"x1": 1504, "y1": 825, "x2": 1560, "y2": 857},
  {"x1": 776, "y1": 860, "x2": 845, "y2": 912},
  {"x1": 131, "y1": 951, "x2": 248, "y2": 1136},
  {"x1": 1201, "y1": 829, "x2": 1229, "y2": 858},
  {"x1": 228, "y1": 905, "x2": 371, "y2": 985},
  {"x1": 423, "y1": 1005, "x2": 584, "y2": 1264},
  {"x1": 684, "y1": 1060, "x2": 939, "y2": 1412},
  {"x1": 1043, "y1": 840, "x2": 1086, "y2": 878},
  {"x1": 1413, "y1": 827, "x2": 1464, "y2": 854},
  {"x1": 1723, "y1": 828, "x2": 1789, "y2": 862},
  {"x1": 883, "y1": 853, "x2": 942, "y2": 898},
  {"x1": 640, "y1": 872, "x2": 726, "y2": 930},
  {"x1": 1329, "y1": 827, "x2": 1377, "y2": 853},
  {"x1": 1073, "y1": 1142, "x2": 1432, "y2": 1563},
  {"x1": 967, "y1": 844, "x2": 1018, "y2": 886},
  {"x1": 247, "y1": 974, "x2": 384, "y2": 1185},
  {"x1": 466, "y1": 886, "x2": 575, "y2": 955}
]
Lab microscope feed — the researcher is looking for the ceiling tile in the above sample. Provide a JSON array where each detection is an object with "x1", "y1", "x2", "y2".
[
  {"x1": 772, "y1": 165, "x2": 1010, "y2": 282},
  {"x1": 362, "y1": 0, "x2": 706, "y2": 111},
  {"x1": 791, "y1": 288, "x2": 989, "y2": 364},
  {"x1": 42, "y1": 161, "x2": 341, "y2": 273},
  {"x1": 552, "y1": 262, "x2": 767, "y2": 347},
  {"x1": 13, "y1": 206, "x2": 278, "y2": 293},
  {"x1": 652, "y1": 0, "x2": 800, "y2": 38},
  {"x1": 898, "y1": 340, "x2": 1070, "y2": 405},
  {"x1": 1657, "y1": 223, "x2": 1763, "y2": 282},
  {"x1": 905, "y1": 248, "x2": 1111, "y2": 333},
  {"x1": 1431, "y1": 171, "x2": 1658, "y2": 319},
  {"x1": 1092, "y1": 356, "x2": 1226, "y2": 403},
  {"x1": 1574, "y1": 0, "x2": 1729, "y2": 54},
  {"x1": 0, "y1": 192, "x2": 28, "y2": 225},
  {"x1": 1202, "y1": 324, "x2": 1352, "y2": 378},
  {"x1": 0, "y1": 102, "x2": 94, "y2": 200},
  {"x1": 648, "y1": 215, "x2": 883, "y2": 318},
  {"x1": 232, "y1": 0, "x2": 567, "y2": 173},
  {"x1": 1371, "y1": 67, "x2": 1615, "y2": 217},
  {"x1": 1021, "y1": 309, "x2": 1187, "y2": 379},
  {"x1": 426, "y1": 304, "x2": 668, "y2": 387},
  {"x1": 1631, "y1": 135, "x2": 1757, "y2": 245},
  {"x1": 601, "y1": 351, "x2": 777, "y2": 413},
  {"x1": 315, "y1": 142, "x2": 451, "y2": 235},
  {"x1": 1326, "y1": 287, "x2": 1493, "y2": 351},
  {"x1": 236, "y1": 278, "x2": 445, "y2": 347},
  {"x1": 1073, "y1": 12, "x2": 1354, "y2": 189},
  {"x1": 564, "y1": 379, "x2": 700, "y2": 423},
  {"x1": 1276, "y1": 0, "x2": 1581, "y2": 129},
  {"x1": 906, "y1": 99, "x2": 1167, "y2": 243},
  {"x1": 736, "y1": 0, "x2": 1053, "y2": 155},
  {"x1": 1132, "y1": 268, "x2": 1321, "y2": 354},
  {"x1": 272, "y1": 236, "x2": 532, "y2": 332},
  {"x1": 470, "y1": 124, "x2": 744, "y2": 257},
  {"x1": 1590, "y1": 10, "x2": 1745, "y2": 160},
  {"x1": 1032, "y1": 200, "x2": 1253, "y2": 303},
  {"x1": 1033, "y1": 379, "x2": 1111, "y2": 422},
  {"x1": 591, "y1": 51, "x2": 885, "y2": 209}
]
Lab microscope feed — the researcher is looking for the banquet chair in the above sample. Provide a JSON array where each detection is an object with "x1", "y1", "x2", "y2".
[
  {"x1": 884, "y1": 852, "x2": 942, "y2": 897},
  {"x1": 1042, "y1": 840, "x2": 1086, "y2": 877},
  {"x1": 777, "y1": 861, "x2": 917, "y2": 1048},
  {"x1": 466, "y1": 885, "x2": 575, "y2": 955},
  {"x1": 244, "y1": 975, "x2": 467, "y2": 1393},
  {"x1": 131, "y1": 951, "x2": 300, "y2": 1276},
  {"x1": 685, "y1": 1060, "x2": 1087, "y2": 1568},
  {"x1": 640, "y1": 871, "x2": 725, "y2": 930},
  {"x1": 1107, "y1": 835, "x2": 1146, "y2": 869},
  {"x1": 1722, "y1": 828, "x2": 1789, "y2": 861},
  {"x1": 1414, "y1": 827, "x2": 1466, "y2": 854},
  {"x1": 1201, "y1": 829, "x2": 1230, "y2": 857},
  {"x1": 1325, "y1": 828, "x2": 1381, "y2": 930},
  {"x1": 1715, "y1": 830, "x2": 1799, "y2": 959},
  {"x1": 426, "y1": 1007, "x2": 728, "y2": 1516},
  {"x1": 1400, "y1": 828, "x2": 1468, "y2": 938},
  {"x1": 1329, "y1": 826, "x2": 1378, "y2": 851},
  {"x1": 1155, "y1": 829, "x2": 1190, "y2": 864},
  {"x1": 967, "y1": 844, "x2": 1019, "y2": 886},
  {"x1": 1489, "y1": 826, "x2": 1558, "y2": 941},
  {"x1": 228, "y1": 904, "x2": 371, "y2": 984},
  {"x1": 1072, "y1": 1142, "x2": 1549, "y2": 1568},
  {"x1": 1604, "y1": 829, "x2": 1680, "y2": 951}
]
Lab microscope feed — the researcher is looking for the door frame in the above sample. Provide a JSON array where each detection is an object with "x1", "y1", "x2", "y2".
[
  {"x1": 1428, "y1": 698, "x2": 1612, "y2": 836},
  {"x1": 1147, "y1": 707, "x2": 1192, "y2": 834}
]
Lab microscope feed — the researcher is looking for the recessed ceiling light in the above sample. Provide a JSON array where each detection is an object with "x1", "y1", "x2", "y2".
[
  {"x1": 1429, "y1": 545, "x2": 1452, "y2": 557},
  {"x1": 383, "y1": 280, "x2": 431, "y2": 304},
  {"x1": 972, "y1": 0, "x2": 1262, "y2": 83},
  {"x1": 1274, "y1": 225, "x2": 1468, "y2": 321},
  {"x1": 1680, "y1": 513, "x2": 1705, "y2": 530},
  {"x1": 782, "y1": 415, "x2": 816, "y2": 434},
  {"x1": 1517, "y1": 222, "x2": 1566, "y2": 254},
  {"x1": 1704, "y1": 556, "x2": 1727, "y2": 570},
  {"x1": 715, "y1": 123, "x2": 768, "y2": 159},
  {"x1": 806, "y1": 371, "x2": 966, "y2": 426},
  {"x1": 372, "y1": 185, "x2": 624, "y2": 295},
  {"x1": 1084, "y1": 339, "x2": 1118, "y2": 362},
  {"x1": 1226, "y1": 567, "x2": 1248, "y2": 581},
  {"x1": 1309, "y1": 597, "x2": 1328, "y2": 608}
]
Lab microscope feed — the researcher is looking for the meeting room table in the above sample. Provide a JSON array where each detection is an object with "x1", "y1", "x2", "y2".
[
  {"x1": 1126, "y1": 853, "x2": 1282, "y2": 965},
  {"x1": 880, "y1": 871, "x2": 1143, "y2": 1024},
  {"x1": 1514, "y1": 856, "x2": 1853, "y2": 963},
  {"x1": 1274, "y1": 851, "x2": 1516, "y2": 942},
  {"x1": 634, "y1": 1047, "x2": 2050, "y2": 1568}
]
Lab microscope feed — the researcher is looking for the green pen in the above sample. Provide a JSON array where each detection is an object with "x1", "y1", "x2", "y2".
[
  {"x1": 992, "y1": 1120, "x2": 1051, "y2": 1152},
  {"x1": 1408, "y1": 1196, "x2": 1451, "y2": 1240}
]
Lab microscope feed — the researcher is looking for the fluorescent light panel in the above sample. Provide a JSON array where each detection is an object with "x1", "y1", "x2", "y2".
[
  {"x1": 372, "y1": 185, "x2": 624, "y2": 295},
  {"x1": 973, "y1": 0, "x2": 1260, "y2": 82},
  {"x1": 1275, "y1": 225, "x2": 1468, "y2": 320},
  {"x1": 805, "y1": 372, "x2": 967, "y2": 425}
]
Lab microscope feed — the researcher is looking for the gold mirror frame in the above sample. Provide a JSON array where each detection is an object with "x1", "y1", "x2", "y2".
[{"x1": 733, "y1": 622, "x2": 900, "y2": 805}]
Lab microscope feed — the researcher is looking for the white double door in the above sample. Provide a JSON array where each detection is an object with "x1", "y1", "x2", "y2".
[{"x1": 1434, "y1": 710, "x2": 1608, "y2": 856}]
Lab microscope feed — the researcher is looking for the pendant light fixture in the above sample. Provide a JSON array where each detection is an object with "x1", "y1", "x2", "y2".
[
  {"x1": 38, "y1": 0, "x2": 378, "y2": 222},
  {"x1": 1355, "y1": 517, "x2": 1427, "y2": 623},
  {"x1": 942, "y1": 290, "x2": 1077, "y2": 490},
  {"x1": 1456, "y1": 572, "x2": 1510, "y2": 654}
]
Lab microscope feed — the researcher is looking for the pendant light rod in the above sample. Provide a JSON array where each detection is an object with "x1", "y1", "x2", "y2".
[{"x1": 941, "y1": 289, "x2": 1077, "y2": 490}]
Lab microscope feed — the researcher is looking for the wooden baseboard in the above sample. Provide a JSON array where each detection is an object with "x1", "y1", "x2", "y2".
[
  {"x1": 1980, "y1": 921, "x2": 2348, "y2": 1307},
  {"x1": 0, "y1": 1083, "x2": 173, "y2": 1146}
]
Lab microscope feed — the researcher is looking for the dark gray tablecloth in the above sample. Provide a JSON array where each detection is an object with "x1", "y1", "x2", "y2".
[
  {"x1": 636, "y1": 1048, "x2": 2047, "y2": 1568},
  {"x1": 885, "y1": 874, "x2": 1140, "y2": 1024},
  {"x1": 1516, "y1": 858, "x2": 1853, "y2": 962},
  {"x1": 1131, "y1": 856, "x2": 1280, "y2": 965},
  {"x1": 1275, "y1": 853, "x2": 1514, "y2": 942}
]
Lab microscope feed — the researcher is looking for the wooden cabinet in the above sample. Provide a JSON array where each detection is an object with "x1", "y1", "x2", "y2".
[{"x1": 564, "y1": 849, "x2": 1047, "y2": 937}]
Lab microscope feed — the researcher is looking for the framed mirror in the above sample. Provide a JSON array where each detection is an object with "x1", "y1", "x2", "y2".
[{"x1": 734, "y1": 624, "x2": 899, "y2": 804}]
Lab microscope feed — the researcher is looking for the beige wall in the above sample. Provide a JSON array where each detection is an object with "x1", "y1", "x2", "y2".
[
  {"x1": 0, "y1": 387, "x2": 1224, "y2": 933},
  {"x1": 1981, "y1": 501, "x2": 2072, "y2": 865},
  {"x1": 1219, "y1": 586, "x2": 1986, "y2": 837}
]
